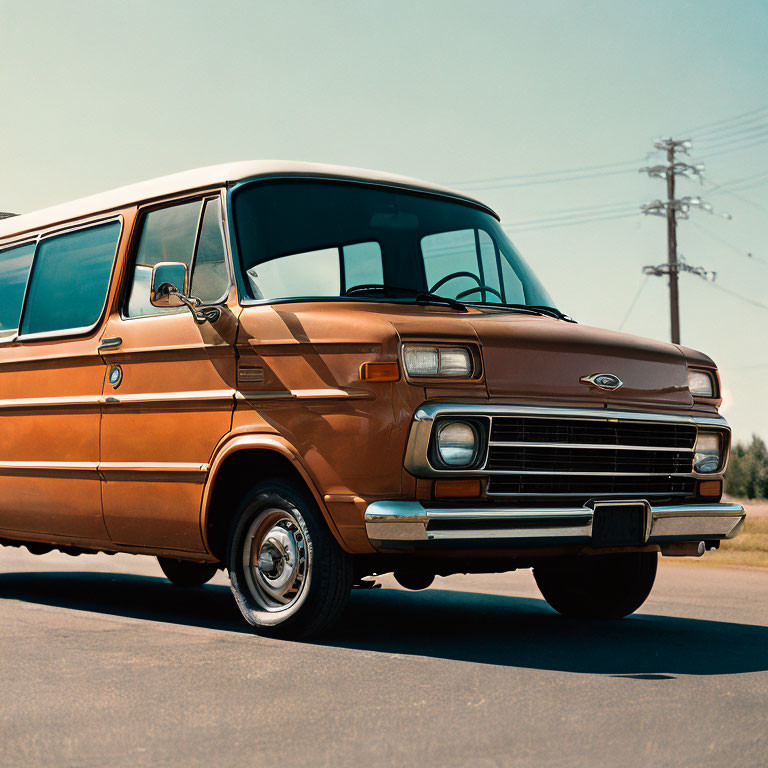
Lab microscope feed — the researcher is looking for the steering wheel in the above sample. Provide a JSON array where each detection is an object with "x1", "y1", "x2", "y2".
[
  {"x1": 429, "y1": 272, "x2": 503, "y2": 302},
  {"x1": 456, "y1": 285, "x2": 503, "y2": 301}
]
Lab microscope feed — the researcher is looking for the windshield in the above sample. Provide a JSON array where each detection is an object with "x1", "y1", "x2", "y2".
[{"x1": 231, "y1": 180, "x2": 554, "y2": 309}]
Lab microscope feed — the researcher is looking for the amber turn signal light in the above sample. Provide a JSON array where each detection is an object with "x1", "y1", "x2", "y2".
[
  {"x1": 359, "y1": 361, "x2": 400, "y2": 382},
  {"x1": 696, "y1": 479, "x2": 722, "y2": 498},
  {"x1": 434, "y1": 479, "x2": 482, "y2": 499}
]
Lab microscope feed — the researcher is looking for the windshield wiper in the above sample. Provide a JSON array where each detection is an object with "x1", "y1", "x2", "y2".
[
  {"x1": 345, "y1": 284, "x2": 467, "y2": 311},
  {"x1": 414, "y1": 292, "x2": 467, "y2": 311},
  {"x1": 466, "y1": 302, "x2": 574, "y2": 321}
]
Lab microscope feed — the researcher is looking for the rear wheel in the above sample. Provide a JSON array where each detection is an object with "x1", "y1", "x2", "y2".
[
  {"x1": 533, "y1": 552, "x2": 657, "y2": 619},
  {"x1": 227, "y1": 480, "x2": 353, "y2": 638},
  {"x1": 157, "y1": 557, "x2": 218, "y2": 587}
]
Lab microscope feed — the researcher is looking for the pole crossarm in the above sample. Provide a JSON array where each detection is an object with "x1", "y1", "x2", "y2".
[{"x1": 642, "y1": 257, "x2": 716, "y2": 282}]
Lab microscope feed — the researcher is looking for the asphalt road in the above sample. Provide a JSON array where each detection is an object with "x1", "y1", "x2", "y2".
[{"x1": 0, "y1": 547, "x2": 765, "y2": 768}]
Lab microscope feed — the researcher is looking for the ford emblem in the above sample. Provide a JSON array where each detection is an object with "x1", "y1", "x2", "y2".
[{"x1": 580, "y1": 372, "x2": 623, "y2": 391}]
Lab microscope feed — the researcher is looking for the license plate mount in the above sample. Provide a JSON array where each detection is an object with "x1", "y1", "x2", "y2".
[{"x1": 591, "y1": 501, "x2": 650, "y2": 547}]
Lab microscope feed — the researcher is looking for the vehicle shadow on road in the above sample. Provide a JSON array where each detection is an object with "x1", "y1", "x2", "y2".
[
  {"x1": 1, "y1": 571, "x2": 766, "y2": 676},
  {"x1": 335, "y1": 587, "x2": 768, "y2": 676}
]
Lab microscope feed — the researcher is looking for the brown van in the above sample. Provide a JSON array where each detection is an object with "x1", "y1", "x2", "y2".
[{"x1": 0, "y1": 161, "x2": 744, "y2": 637}]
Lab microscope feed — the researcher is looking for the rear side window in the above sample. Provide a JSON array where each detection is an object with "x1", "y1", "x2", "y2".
[
  {"x1": 0, "y1": 241, "x2": 35, "y2": 339},
  {"x1": 127, "y1": 196, "x2": 229, "y2": 317},
  {"x1": 20, "y1": 221, "x2": 121, "y2": 336}
]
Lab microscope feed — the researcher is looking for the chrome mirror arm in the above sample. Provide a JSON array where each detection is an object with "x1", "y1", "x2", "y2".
[{"x1": 166, "y1": 289, "x2": 221, "y2": 325}]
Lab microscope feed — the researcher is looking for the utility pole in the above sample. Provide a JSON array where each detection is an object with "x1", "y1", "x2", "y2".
[
  {"x1": 640, "y1": 139, "x2": 722, "y2": 345},
  {"x1": 665, "y1": 143, "x2": 680, "y2": 343}
]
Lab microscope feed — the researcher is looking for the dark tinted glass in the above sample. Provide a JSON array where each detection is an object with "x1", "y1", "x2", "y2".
[
  {"x1": 232, "y1": 180, "x2": 553, "y2": 307},
  {"x1": 0, "y1": 242, "x2": 34, "y2": 337},
  {"x1": 20, "y1": 221, "x2": 120, "y2": 336}
]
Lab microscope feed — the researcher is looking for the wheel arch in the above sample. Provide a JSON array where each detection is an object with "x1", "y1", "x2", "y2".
[{"x1": 201, "y1": 435, "x2": 348, "y2": 562}]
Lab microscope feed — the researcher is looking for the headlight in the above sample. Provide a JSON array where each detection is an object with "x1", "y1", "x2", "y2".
[
  {"x1": 436, "y1": 421, "x2": 478, "y2": 466},
  {"x1": 688, "y1": 369, "x2": 715, "y2": 398},
  {"x1": 403, "y1": 345, "x2": 473, "y2": 377},
  {"x1": 694, "y1": 432, "x2": 721, "y2": 474}
]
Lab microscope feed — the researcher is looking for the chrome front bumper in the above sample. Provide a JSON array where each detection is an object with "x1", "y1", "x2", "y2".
[{"x1": 364, "y1": 501, "x2": 745, "y2": 547}]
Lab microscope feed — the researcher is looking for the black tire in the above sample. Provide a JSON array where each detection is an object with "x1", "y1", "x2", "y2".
[
  {"x1": 226, "y1": 479, "x2": 353, "y2": 639},
  {"x1": 394, "y1": 570, "x2": 435, "y2": 591},
  {"x1": 533, "y1": 552, "x2": 658, "y2": 619},
  {"x1": 157, "y1": 557, "x2": 219, "y2": 587}
]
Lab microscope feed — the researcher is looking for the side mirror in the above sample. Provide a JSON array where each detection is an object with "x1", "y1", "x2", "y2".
[{"x1": 150, "y1": 262, "x2": 188, "y2": 307}]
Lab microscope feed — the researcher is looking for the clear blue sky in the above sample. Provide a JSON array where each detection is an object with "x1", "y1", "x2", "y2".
[{"x1": 1, "y1": 0, "x2": 766, "y2": 441}]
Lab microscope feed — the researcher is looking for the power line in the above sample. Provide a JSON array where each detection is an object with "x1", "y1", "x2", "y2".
[
  {"x1": 457, "y1": 167, "x2": 638, "y2": 192},
  {"x1": 448, "y1": 105, "x2": 768, "y2": 191},
  {"x1": 689, "y1": 219, "x2": 768, "y2": 268},
  {"x1": 505, "y1": 211, "x2": 637, "y2": 233},
  {"x1": 693, "y1": 118, "x2": 768, "y2": 145},
  {"x1": 505, "y1": 201, "x2": 639, "y2": 225},
  {"x1": 445, "y1": 159, "x2": 641, "y2": 188},
  {"x1": 704, "y1": 173, "x2": 768, "y2": 214},
  {"x1": 725, "y1": 178, "x2": 768, "y2": 193},
  {"x1": 714, "y1": 187, "x2": 768, "y2": 215},
  {"x1": 619, "y1": 275, "x2": 650, "y2": 331},
  {"x1": 705, "y1": 169, "x2": 768, "y2": 193},
  {"x1": 699, "y1": 135, "x2": 768, "y2": 160},
  {"x1": 696, "y1": 126, "x2": 768, "y2": 152},
  {"x1": 681, "y1": 104, "x2": 768, "y2": 137},
  {"x1": 537, "y1": 199, "x2": 639, "y2": 215},
  {"x1": 708, "y1": 281, "x2": 768, "y2": 312}
]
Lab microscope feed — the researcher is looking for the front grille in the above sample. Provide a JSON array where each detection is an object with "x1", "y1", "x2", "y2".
[
  {"x1": 487, "y1": 474, "x2": 695, "y2": 497},
  {"x1": 482, "y1": 414, "x2": 698, "y2": 503},
  {"x1": 487, "y1": 446, "x2": 692, "y2": 474},
  {"x1": 490, "y1": 417, "x2": 696, "y2": 449}
]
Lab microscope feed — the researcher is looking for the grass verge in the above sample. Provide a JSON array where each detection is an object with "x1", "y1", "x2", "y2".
[{"x1": 670, "y1": 499, "x2": 768, "y2": 569}]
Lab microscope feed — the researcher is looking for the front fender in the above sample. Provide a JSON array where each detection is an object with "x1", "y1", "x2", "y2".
[{"x1": 200, "y1": 433, "x2": 354, "y2": 553}]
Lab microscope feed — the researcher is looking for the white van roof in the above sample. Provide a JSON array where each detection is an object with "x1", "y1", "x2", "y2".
[{"x1": 0, "y1": 160, "x2": 496, "y2": 241}]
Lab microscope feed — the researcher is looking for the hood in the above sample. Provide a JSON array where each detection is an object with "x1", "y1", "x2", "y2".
[
  {"x1": 389, "y1": 308, "x2": 696, "y2": 410},
  {"x1": 237, "y1": 302, "x2": 700, "y2": 410},
  {"x1": 471, "y1": 313, "x2": 693, "y2": 408}
]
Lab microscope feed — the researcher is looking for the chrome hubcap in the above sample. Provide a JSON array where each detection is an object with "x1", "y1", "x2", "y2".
[{"x1": 243, "y1": 509, "x2": 309, "y2": 612}]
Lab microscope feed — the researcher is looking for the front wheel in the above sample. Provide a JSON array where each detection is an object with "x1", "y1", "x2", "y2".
[
  {"x1": 227, "y1": 480, "x2": 353, "y2": 638},
  {"x1": 533, "y1": 552, "x2": 658, "y2": 619}
]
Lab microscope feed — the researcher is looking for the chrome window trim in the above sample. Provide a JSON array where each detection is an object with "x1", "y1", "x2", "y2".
[
  {"x1": 0, "y1": 238, "x2": 37, "y2": 344},
  {"x1": 15, "y1": 216, "x2": 124, "y2": 343},
  {"x1": 404, "y1": 402, "x2": 730, "y2": 478}
]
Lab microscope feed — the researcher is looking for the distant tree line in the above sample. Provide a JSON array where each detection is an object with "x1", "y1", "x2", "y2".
[{"x1": 725, "y1": 435, "x2": 768, "y2": 499}]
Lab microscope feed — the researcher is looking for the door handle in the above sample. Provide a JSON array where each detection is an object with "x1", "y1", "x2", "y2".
[{"x1": 98, "y1": 336, "x2": 123, "y2": 351}]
